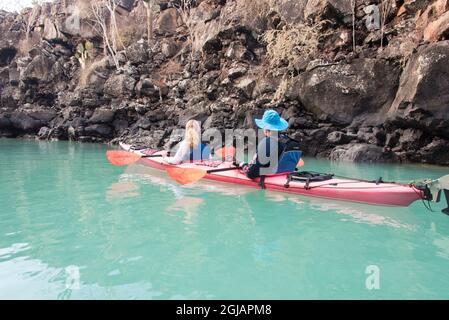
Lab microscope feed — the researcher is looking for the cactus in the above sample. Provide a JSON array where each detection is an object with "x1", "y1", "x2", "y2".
[{"x1": 75, "y1": 41, "x2": 93, "y2": 69}]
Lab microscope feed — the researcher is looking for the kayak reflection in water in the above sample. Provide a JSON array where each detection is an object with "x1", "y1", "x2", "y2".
[
  {"x1": 162, "y1": 119, "x2": 211, "y2": 164},
  {"x1": 239, "y1": 110, "x2": 303, "y2": 179}
]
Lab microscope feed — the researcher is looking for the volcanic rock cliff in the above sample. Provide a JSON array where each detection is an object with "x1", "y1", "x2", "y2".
[{"x1": 1, "y1": 0, "x2": 449, "y2": 164}]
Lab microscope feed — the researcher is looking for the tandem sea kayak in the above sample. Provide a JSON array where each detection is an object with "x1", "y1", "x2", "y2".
[{"x1": 117, "y1": 143, "x2": 430, "y2": 207}]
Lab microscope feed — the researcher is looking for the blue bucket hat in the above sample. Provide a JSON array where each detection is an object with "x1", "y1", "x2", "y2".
[{"x1": 255, "y1": 110, "x2": 289, "y2": 131}]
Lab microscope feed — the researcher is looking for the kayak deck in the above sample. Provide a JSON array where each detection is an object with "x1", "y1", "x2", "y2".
[{"x1": 119, "y1": 143, "x2": 424, "y2": 207}]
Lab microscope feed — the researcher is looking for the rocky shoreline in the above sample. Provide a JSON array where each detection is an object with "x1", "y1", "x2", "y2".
[{"x1": 1, "y1": 0, "x2": 449, "y2": 164}]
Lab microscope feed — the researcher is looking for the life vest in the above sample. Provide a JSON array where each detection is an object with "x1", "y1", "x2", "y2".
[{"x1": 273, "y1": 135, "x2": 303, "y2": 174}]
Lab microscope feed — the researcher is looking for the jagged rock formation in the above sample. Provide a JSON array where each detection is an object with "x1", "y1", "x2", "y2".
[{"x1": 1, "y1": 0, "x2": 449, "y2": 164}]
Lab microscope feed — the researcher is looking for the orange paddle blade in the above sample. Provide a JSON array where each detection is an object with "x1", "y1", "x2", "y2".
[
  {"x1": 106, "y1": 150, "x2": 142, "y2": 166},
  {"x1": 166, "y1": 167, "x2": 207, "y2": 185},
  {"x1": 297, "y1": 158, "x2": 305, "y2": 167},
  {"x1": 216, "y1": 146, "x2": 236, "y2": 160}
]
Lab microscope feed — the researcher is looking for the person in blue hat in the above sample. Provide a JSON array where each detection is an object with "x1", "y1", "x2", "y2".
[{"x1": 240, "y1": 109, "x2": 291, "y2": 179}]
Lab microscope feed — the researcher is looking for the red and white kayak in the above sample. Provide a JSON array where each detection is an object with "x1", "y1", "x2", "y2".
[{"x1": 119, "y1": 143, "x2": 425, "y2": 207}]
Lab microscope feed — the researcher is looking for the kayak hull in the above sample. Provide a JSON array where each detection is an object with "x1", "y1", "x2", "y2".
[{"x1": 120, "y1": 143, "x2": 424, "y2": 207}]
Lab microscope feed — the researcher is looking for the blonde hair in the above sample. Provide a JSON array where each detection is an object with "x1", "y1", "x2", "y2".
[{"x1": 185, "y1": 120, "x2": 201, "y2": 149}]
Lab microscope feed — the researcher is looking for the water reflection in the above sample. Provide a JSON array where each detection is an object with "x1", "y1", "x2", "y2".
[
  {"x1": 429, "y1": 222, "x2": 449, "y2": 261},
  {"x1": 263, "y1": 189, "x2": 414, "y2": 229},
  {"x1": 2, "y1": 140, "x2": 449, "y2": 299},
  {"x1": 166, "y1": 197, "x2": 204, "y2": 225},
  {"x1": 108, "y1": 162, "x2": 418, "y2": 230},
  {"x1": 309, "y1": 202, "x2": 414, "y2": 229},
  {"x1": 106, "y1": 182, "x2": 140, "y2": 200},
  {"x1": 119, "y1": 163, "x2": 256, "y2": 197},
  {"x1": 108, "y1": 164, "x2": 256, "y2": 226}
]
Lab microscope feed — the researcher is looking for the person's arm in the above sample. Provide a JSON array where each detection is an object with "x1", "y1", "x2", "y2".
[{"x1": 163, "y1": 141, "x2": 189, "y2": 164}]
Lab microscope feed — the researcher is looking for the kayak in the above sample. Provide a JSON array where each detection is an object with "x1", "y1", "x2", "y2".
[{"x1": 118, "y1": 143, "x2": 425, "y2": 207}]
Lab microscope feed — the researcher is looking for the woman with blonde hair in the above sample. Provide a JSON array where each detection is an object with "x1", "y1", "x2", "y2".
[{"x1": 163, "y1": 120, "x2": 210, "y2": 164}]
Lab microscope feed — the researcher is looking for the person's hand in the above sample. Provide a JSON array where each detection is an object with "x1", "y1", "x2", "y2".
[
  {"x1": 237, "y1": 161, "x2": 247, "y2": 168},
  {"x1": 162, "y1": 156, "x2": 171, "y2": 164}
]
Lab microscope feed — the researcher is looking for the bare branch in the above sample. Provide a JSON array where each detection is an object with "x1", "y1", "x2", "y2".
[{"x1": 90, "y1": 0, "x2": 121, "y2": 70}]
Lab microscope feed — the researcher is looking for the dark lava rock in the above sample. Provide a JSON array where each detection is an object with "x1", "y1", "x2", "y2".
[
  {"x1": 388, "y1": 42, "x2": 449, "y2": 123},
  {"x1": 327, "y1": 131, "x2": 355, "y2": 145},
  {"x1": 293, "y1": 59, "x2": 400, "y2": 125},
  {"x1": 104, "y1": 74, "x2": 136, "y2": 98},
  {"x1": 88, "y1": 108, "x2": 116, "y2": 124},
  {"x1": 330, "y1": 143, "x2": 399, "y2": 163},
  {"x1": 84, "y1": 124, "x2": 113, "y2": 138}
]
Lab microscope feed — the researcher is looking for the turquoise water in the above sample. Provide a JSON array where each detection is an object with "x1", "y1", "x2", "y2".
[{"x1": 1, "y1": 139, "x2": 449, "y2": 299}]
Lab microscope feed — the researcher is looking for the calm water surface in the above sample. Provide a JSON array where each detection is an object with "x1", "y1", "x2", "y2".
[{"x1": 1, "y1": 139, "x2": 449, "y2": 299}]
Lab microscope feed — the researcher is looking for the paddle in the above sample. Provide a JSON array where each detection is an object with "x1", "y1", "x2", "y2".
[
  {"x1": 166, "y1": 166, "x2": 241, "y2": 185},
  {"x1": 216, "y1": 146, "x2": 304, "y2": 166},
  {"x1": 106, "y1": 150, "x2": 166, "y2": 166},
  {"x1": 167, "y1": 146, "x2": 305, "y2": 184},
  {"x1": 167, "y1": 157, "x2": 304, "y2": 185}
]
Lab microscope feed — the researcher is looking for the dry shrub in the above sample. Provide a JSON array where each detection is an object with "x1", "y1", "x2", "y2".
[
  {"x1": 263, "y1": 21, "x2": 326, "y2": 69},
  {"x1": 176, "y1": 0, "x2": 198, "y2": 56},
  {"x1": 380, "y1": 0, "x2": 394, "y2": 49}
]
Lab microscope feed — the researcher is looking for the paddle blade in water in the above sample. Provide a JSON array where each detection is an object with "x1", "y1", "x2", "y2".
[
  {"x1": 106, "y1": 150, "x2": 141, "y2": 166},
  {"x1": 166, "y1": 167, "x2": 207, "y2": 185},
  {"x1": 216, "y1": 146, "x2": 236, "y2": 160},
  {"x1": 297, "y1": 158, "x2": 305, "y2": 167}
]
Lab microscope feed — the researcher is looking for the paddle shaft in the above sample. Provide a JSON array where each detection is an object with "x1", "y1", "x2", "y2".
[
  {"x1": 142, "y1": 154, "x2": 163, "y2": 158},
  {"x1": 141, "y1": 152, "x2": 171, "y2": 158},
  {"x1": 206, "y1": 166, "x2": 241, "y2": 174}
]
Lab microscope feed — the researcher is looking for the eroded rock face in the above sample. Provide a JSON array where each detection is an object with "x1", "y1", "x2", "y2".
[
  {"x1": 88, "y1": 108, "x2": 116, "y2": 124},
  {"x1": 327, "y1": 131, "x2": 355, "y2": 145},
  {"x1": 0, "y1": 0, "x2": 449, "y2": 165},
  {"x1": 304, "y1": 0, "x2": 352, "y2": 22},
  {"x1": 424, "y1": 12, "x2": 449, "y2": 42},
  {"x1": 275, "y1": 0, "x2": 308, "y2": 24},
  {"x1": 20, "y1": 55, "x2": 55, "y2": 83},
  {"x1": 293, "y1": 59, "x2": 400, "y2": 125},
  {"x1": 417, "y1": 138, "x2": 449, "y2": 165},
  {"x1": 104, "y1": 74, "x2": 136, "y2": 98},
  {"x1": 127, "y1": 41, "x2": 149, "y2": 65},
  {"x1": 156, "y1": 8, "x2": 182, "y2": 35},
  {"x1": 388, "y1": 41, "x2": 449, "y2": 123}
]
